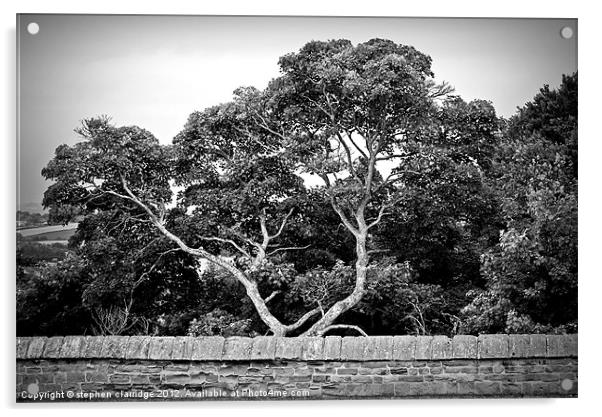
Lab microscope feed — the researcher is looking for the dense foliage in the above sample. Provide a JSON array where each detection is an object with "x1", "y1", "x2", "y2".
[
  {"x1": 460, "y1": 73, "x2": 578, "y2": 334},
  {"x1": 17, "y1": 40, "x2": 577, "y2": 337}
]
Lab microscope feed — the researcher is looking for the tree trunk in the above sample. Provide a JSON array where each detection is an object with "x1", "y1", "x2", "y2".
[
  {"x1": 301, "y1": 232, "x2": 368, "y2": 336},
  {"x1": 219, "y1": 261, "x2": 288, "y2": 336}
]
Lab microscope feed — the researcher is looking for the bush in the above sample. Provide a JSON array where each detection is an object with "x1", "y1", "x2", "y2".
[{"x1": 187, "y1": 308, "x2": 259, "y2": 337}]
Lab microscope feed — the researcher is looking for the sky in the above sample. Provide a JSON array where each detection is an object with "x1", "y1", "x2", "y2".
[{"x1": 17, "y1": 15, "x2": 577, "y2": 210}]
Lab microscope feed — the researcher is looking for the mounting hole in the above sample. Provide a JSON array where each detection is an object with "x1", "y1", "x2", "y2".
[
  {"x1": 27, "y1": 22, "x2": 40, "y2": 35},
  {"x1": 560, "y1": 26, "x2": 573, "y2": 39},
  {"x1": 561, "y1": 378, "x2": 573, "y2": 391}
]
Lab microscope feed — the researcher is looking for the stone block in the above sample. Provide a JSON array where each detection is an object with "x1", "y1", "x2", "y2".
[
  {"x1": 85, "y1": 371, "x2": 108, "y2": 383},
  {"x1": 478, "y1": 334, "x2": 509, "y2": 358},
  {"x1": 529, "y1": 334, "x2": 547, "y2": 358},
  {"x1": 452, "y1": 335, "x2": 477, "y2": 359},
  {"x1": 60, "y1": 336, "x2": 87, "y2": 358},
  {"x1": 147, "y1": 337, "x2": 174, "y2": 360},
  {"x1": 431, "y1": 336, "x2": 452, "y2": 359},
  {"x1": 222, "y1": 337, "x2": 253, "y2": 360},
  {"x1": 474, "y1": 381, "x2": 502, "y2": 396},
  {"x1": 323, "y1": 336, "x2": 342, "y2": 360},
  {"x1": 414, "y1": 336, "x2": 433, "y2": 360},
  {"x1": 341, "y1": 336, "x2": 367, "y2": 360},
  {"x1": 392, "y1": 336, "x2": 416, "y2": 360},
  {"x1": 171, "y1": 336, "x2": 194, "y2": 360},
  {"x1": 26, "y1": 337, "x2": 47, "y2": 359},
  {"x1": 249, "y1": 336, "x2": 277, "y2": 360},
  {"x1": 190, "y1": 336, "x2": 224, "y2": 360},
  {"x1": 363, "y1": 336, "x2": 393, "y2": 360},
  {"x1": 17, "y1": 337, "x2": 32, "y2": 359},
  {"x1": 501, "y1": 382, "x2": 523, "y2": 396},
  {"x1": 125, "y1": 336, "x2": 151, "y2": 360},
  {"x1": 275, "y1": 337, "x2": 304, "y2": 360},
  {"x1": 337, "y1": 368, "x2": 357, "y2": 375},
  {"x1": 84, "y1": 336, "x2": 105, "y2": 358},
  {"x1": 301, "y1": 337, "x2": 325, "y2": 360},
  {"x1": 508, "y1": 334, "x2": 530, "y2": 358},
  {"x1": 42, "y1": 337, "x2": 64, "y2": 358},
  {"x1": 394, "y1": 382, "x2": 412, "y2": 396},
  {"x1": 100, "y1": 336, "x2": 130, "y2": 358},
  {"x1": 321, "y1": 384, "x2": 347, "y2": 397},
  {"x1": 547, "y1": 334, "x2": 577, "y2": 358}
]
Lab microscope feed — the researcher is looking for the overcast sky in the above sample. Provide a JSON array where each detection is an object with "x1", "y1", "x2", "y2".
[{"x1": 17, "y1": 15, "x2": 577, "y2": 209}]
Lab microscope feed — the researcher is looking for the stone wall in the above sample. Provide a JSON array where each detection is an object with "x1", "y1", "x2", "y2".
[{"x1": 16, "y1": 334, "x2": 577, "y2": 401}]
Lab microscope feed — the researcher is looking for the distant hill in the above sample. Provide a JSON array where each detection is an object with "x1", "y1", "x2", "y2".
[{"x1": 18, "y1": 202, "x2": 46, "y2": 214}]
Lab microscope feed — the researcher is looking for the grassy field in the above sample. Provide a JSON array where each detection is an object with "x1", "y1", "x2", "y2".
[{"x1": 17, "y1": 223, "x2": 78, "y2": 243}]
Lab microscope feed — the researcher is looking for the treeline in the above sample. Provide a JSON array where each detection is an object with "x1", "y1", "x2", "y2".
[{"x1": 17, "y1": 210, "x2": 48, "y2": 228}]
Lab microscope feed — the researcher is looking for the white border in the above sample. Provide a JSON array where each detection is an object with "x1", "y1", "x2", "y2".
[{"x1": 2, "y1": 1, "x2": 600, "y2": 416}]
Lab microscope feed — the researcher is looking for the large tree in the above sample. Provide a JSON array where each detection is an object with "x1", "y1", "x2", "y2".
[{"x1": 243, "y1": 38, "x2": 454, "y2": 335}]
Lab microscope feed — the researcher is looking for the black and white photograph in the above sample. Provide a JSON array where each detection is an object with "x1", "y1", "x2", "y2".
[{"x1": 15, "y1": 12, "x2": 578, "y2": 403}]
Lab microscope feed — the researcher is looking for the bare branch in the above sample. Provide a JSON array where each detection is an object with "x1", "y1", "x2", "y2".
[
  {"x1": 330, "y1": 197, "x2": 360, "y2": 237},
  {"x1": 367, "y1": 204, "x2": 390, "y2": 230},
  {"x1": 224, "y1": 226, "x2": 263, "y2": 252},
  {"x1": 343, "y1": 127, "x2": 368, "y2": 159},
  {"x1": 111, "y1": 175, "x2": 294, "y2": 337},
  {"x1": 318, "y1": 324, "x2": 368, "y2": 337},
  {"x1": 234, "y1": 125, "x2": 280, "y2": 154},
  {"x1": 332, "y1": 131, "x2": 360, "y2": 182},
  {"x1": 103, "y1": 189, "x2": 139, "y2": 205},
  {"x1": 267, "y1": 244, "x2": 311, "y2": 256},
  {"x1": 367, "y1": 248, "x2": 390, "y2": 255},
  {"x1": 317, "y1": 300, "x2": 325, "y2": 317},
  {"x1": 300, "y1": 93, "x2": 336, "y2": 123},
  {"x1": 258, "y1": 208, "x2": 270, "y2": 249},
  {"x1": 91, "y1": 300, "x2": 141, "y2": 336},
  {"x1": 264, "y1": 290, "x2": 280, "y2": 304},
  {"x1": 132, "y1": 248, "x2": 181, "y2": 289},
  {"x1": 374, "y1": 169, "x2": 422, "y2": 193},
  {"x1": 318, "y1": 173, "x2": 331, "y2": 187},
  {"x1": 251, "y1": 110, "x2": 289, "y2": 143},
  {"x1": 270, "y1": 208, "x2": 295, "y2": 240},
  {"x1": 118, "y1": 175, "x2": 162, "y2": 222},
  {"x1": 254, "y1": 207, "x2": 299, "y2": 264},
  {"x1": 198, "y1": 236, "x2": 252, "y2": 259},
  {"x1": 284, "y1": 307, "x2": 321, "y2": 332}
]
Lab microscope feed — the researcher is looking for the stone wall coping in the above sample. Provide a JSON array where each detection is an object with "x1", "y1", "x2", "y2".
[{"x1": 15, "y1": 334, "x2": 577, "y2": 362}]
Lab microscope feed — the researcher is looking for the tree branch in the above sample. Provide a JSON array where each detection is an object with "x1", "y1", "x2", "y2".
[
  {"x1": 234, "y1": 125, "x2": 280, "y2": 154},
  {"x1": 270, "y1": 208, "x2": 295, "y2": 241},
  {"x1": 267, "y1": 244, "x2": 311, "y2": 256},
  {"x1": 343, "y1": 127, "x2": 368, "y2": 159},
  {"x1": 264, "y1": 290, "x2": 280, "y2": 304},
  {"x1": 198, "y1": 236, "x2": 252, "y2": 259},
  {"x1": 251, "y1": 109, "x2": 289, "y2": 144},
  {"x1": 330, "y1": 197, "x2": 360, "y2": 237},
  {"x1": 334, "y1": 131, "x2": 360, "y2": 182},
  {"x1": 367, "y1": 203, "x2": 390, "y2": 230},
  {"x1": 94, "y1": 175, "x2": 292, "y2": 336},
  {"x1": 224, "y1": 226, "x2": 263, "y2": 253},
  {"x1": 132, "y1": 248, "x2": 181, "y2": 289},
  {"x1": 318, "y1": 324, "x2": 368, "y2": 336},
  {"x1": 284, "y1": 307, "x2": 321, "y2": 333}
]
